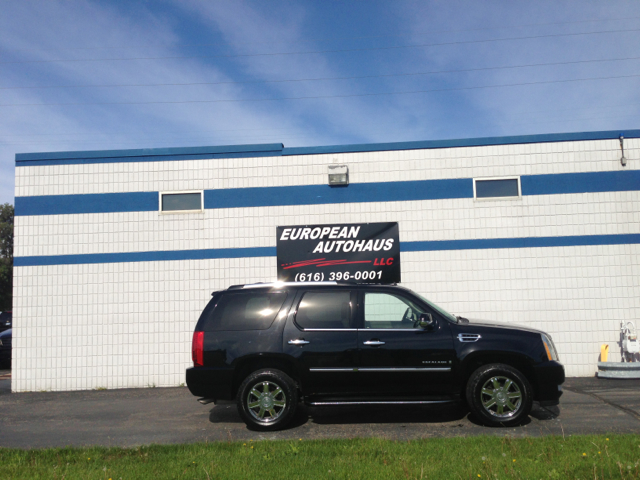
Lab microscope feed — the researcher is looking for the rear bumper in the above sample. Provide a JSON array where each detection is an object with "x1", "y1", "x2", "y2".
[
  {"x1": 186, "y1": 366, "x2": 234, "y2": 400},
  {"x1": 532, "y1": 361, "x2": 565, "y2": 405}
]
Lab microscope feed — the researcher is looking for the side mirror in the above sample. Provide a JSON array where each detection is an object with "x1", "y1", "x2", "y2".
[{"x1": 419, "y1": 313, "x2": 435, "y2": 330}]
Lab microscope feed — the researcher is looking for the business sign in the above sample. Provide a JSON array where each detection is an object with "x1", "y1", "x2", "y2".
[{"x1": 276, "y1": 222, "x2": 400, "y2": 284}]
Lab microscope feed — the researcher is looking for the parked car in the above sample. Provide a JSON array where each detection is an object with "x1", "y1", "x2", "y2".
[
  {"x1": 0, "y1": 311, "x2": 11, "y2": 333},
  {"x1": 186, "y1": 282, "x2": 564, "y2": 431},
  {"x1": 0, "y1": 328, "x2": 11, "y2": 369}
]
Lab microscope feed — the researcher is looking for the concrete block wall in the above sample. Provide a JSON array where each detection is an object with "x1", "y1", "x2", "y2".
[{"x1": 12, "y1": 134, "x2": 640, "y2": 391}]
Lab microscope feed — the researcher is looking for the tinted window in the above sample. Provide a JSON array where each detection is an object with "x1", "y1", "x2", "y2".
[
  {"x1": 203, "y1": 292, "x2": 287, "y2": 331},
  {"x1": 475, "y1": 179, "x2": 519, "y2": 198},
  {"x1": 295, "y1": 291, "x2": 352, "y2": 329},
  {"x1": 364, "y1": 292, "x2": 425, "y2": 329},
  {"x1": 161, "y1": 193, "x2": 202, "y2": 211}
]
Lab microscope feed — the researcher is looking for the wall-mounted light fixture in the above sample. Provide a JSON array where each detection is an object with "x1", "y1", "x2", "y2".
[
  {"x1": 620, "y1": 136, "x2": 627, "y2": 167},
  {"x1": 328, "y1": 164, "x2": 349, "y2": 186}
]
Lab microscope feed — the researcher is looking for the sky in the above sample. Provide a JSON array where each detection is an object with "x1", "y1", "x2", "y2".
[{"x1": 1, "y1": 0, "x2": 639, "y2": 204}]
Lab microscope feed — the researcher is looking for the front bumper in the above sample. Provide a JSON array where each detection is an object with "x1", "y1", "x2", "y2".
[
  {"x1": 186, "y1": 366, "x2": 234, "y2": 400},
  {"x1": 532, "y1": 360, "x2": 565, "y2": 405}
]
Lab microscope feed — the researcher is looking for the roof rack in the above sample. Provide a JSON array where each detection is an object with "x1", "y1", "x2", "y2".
[
  {"x1": 226, "y1": 281, "x2": 398, "y2": 290},
  {"x1": 229, "y1": 281, "x2": 339, "y2": 290}
]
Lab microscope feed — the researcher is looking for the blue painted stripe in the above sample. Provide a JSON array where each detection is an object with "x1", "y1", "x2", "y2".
[
  {"x1": 14, "y1": 130, "x2": 640, "y2": 166},
  {"x1": 13, "y1": 234, "x2": 639, "y2": 266},
  {"x1": 522, "y1": 170, "x2": 640, "y2": 195},
  {"x1": 15, "y1": 143, "x2": 284, "y2": 166},
  {"x1": 15, "y1": 178, "x2": 473, "y2": 216},
  {"x1": 204, "y1": 178, "x2": 472, "y2": 209},
  {"x1": 401, "y1": 234, "x2": 640, "y2": 252},
  {"x1": 15, "y1": 169, "x2": 640, "y2": 216},
  {"x1": 14, "y1": 246, "x2": 277, "y2": 267},
  {"x1": 15, "y1": 192, "x2": 158, "y2": 216}
]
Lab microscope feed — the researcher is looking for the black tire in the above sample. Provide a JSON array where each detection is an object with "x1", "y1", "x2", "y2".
[
  {"x1": 465, "y1": 363, "x2": 533, "y2": 427},
  {"x1": 236, "y1": 368, "x2": 298, "y2": 431}
]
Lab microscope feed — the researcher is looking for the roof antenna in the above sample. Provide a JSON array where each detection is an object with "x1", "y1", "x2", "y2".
[{"x1": 620, "y1": 136, "x2": 627, "y2": 167}]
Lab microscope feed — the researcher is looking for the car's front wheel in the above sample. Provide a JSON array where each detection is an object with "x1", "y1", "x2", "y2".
[
  {"x1": 465, "y1": 363, "x2": 533, "y2": 427},
  {"x1": 236, "y1": 368, "x2": 298, "y2": 431}
]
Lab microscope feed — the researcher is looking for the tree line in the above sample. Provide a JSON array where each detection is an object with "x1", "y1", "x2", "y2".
[{"x1": 0, "y1": 203, "x2": 13, "y2": 312}]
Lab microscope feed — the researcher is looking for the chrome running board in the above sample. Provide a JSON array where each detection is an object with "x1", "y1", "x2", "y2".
[{"x1": 306, "y1": 399, "x2": 456, "y2": 406}]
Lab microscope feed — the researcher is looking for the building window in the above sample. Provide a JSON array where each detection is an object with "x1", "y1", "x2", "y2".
[
  {"x1": 159, "y1": 191, "x2": 203, "y2": 213},
  {"x1": 474, "y1": 177, "x2": 520, "y2": 199}
]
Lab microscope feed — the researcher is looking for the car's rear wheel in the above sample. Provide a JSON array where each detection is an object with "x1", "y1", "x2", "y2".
[
  {"x1": 236, "y1": 368, "x2": 298, "y2": 431},
  {"x1": 465, "y1": 363, "x2": 533, "y2": 427}
]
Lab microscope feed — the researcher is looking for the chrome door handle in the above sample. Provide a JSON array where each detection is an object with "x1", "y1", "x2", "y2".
[
  {"x1": 363, "y1": 340, "x2": 385, "y2": 346},
  {"x1": 288, "y1": 339, "x2": 310, "y2": 345}
]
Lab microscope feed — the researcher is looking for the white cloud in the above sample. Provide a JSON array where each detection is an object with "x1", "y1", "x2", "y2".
[
  {"x1": 0, "y1": 0, "x2": 638, "y2": 204},
  {"x1": 394, "y1": 0, "x2": 640, "y2": 137}
]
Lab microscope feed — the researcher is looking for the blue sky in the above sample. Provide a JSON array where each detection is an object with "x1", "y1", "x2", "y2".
[{"x1": 1, "y1": 0, "x2": 639, "y2": 204}]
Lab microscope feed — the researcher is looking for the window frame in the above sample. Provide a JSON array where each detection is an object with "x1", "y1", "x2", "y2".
[
  {"x1": 473, "y1": 176, "x2": 521, "y2": 201},
  {"x1": 361, "y1": 290, "x2": 427, "y2": 331},
  {"x1": 356, "y1": 288, "x2": 451, "y2": 331},
  {"x1": 159, "y1": 190, "x2": 204, "y2": 214},
  {"x1": 293, "y1": 289, "x2": 357, "y2": 331}
]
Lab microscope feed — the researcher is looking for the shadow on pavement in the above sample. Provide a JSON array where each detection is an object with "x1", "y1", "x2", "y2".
[
  {"x1": 208, "y1": 402, "x2": 470, "y2": 427},
  {"x1": 306, "y1": 403, "x2": 469, "y2": 425},
  {"x1": 207, "y1": 400, "x2": 562, "y2": 429},
  {"x1": 208, "y1": 404, "x2": 245, "y2": 424},
  {"x1": 464, "y1": 403, "x2": 558, "y2": 428},
  {"x1": 530, "y1": 405, "x2": 560, "y2": 420},
  {"x1": 0, "y1": 369, "x2": 10, "y2": 396}
]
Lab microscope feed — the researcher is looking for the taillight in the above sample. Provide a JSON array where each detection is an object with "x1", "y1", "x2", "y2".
[{"x1": 192, "y1": 331, "x2": 204, "y2": 367}]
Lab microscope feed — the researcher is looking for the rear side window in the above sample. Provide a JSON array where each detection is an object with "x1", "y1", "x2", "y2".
[
  {"x1": 295, "y1": 291, "x2": 352, "y2": 329},
  {"x1": 202, "y1": 292, "x2": 288, "y2": 331}
]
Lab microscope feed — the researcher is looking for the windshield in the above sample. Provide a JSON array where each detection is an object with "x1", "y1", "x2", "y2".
[{"x1": 411, "y1": 290, "x2": 458, "y2": 323}]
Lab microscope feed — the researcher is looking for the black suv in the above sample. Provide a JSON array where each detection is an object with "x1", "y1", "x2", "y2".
[{"x1": 186, "y1": 282, "x2": 564, "y2": 430}]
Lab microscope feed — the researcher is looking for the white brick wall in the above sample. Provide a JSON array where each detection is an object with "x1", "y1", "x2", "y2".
[
  {"x1": 12, "y1": 137, "x2": 640, "y2": 390},
  {"x1": 12, "y1": 192, "x2": 640, "y2": 257},
  {"x1": 404, "y1": 245, "x2": 640, "y2": 377},
  {"x1": 15, "y1": 139, "x2": 638, "y2": 198}
]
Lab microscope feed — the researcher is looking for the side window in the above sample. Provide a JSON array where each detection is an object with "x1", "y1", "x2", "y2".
[
  {"x1": 474, "y1": 178, "x2": 520, "y2": 199},
  {"x1": 364, "y1": 292, "x2": 424, "y2": 329},
  {"x1": 160, "y1": 191, "x2": 204, "y2": 213},
  {"x1": 295, "y1": 291, "x2": 352, "y2": 330},
  {"x1": 202, "y1": 291, "x2": 287, "y2": 331}
]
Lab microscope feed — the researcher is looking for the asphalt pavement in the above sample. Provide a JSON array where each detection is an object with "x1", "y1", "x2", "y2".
[{"x1": 2, "y1": 370, "x2": 640, "y2": 449}]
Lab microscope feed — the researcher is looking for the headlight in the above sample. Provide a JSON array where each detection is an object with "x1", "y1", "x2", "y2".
[{"x1": 541, "y1": 334, "x2": 559, "y2": 361}]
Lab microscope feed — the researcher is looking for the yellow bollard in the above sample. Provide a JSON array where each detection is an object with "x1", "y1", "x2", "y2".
[{"x1": 600, "y1": 344, "x2": 609, "y2": 362}]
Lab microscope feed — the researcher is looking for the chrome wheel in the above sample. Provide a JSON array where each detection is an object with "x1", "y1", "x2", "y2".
[
  {"x1": 246, "y1": 381, "x2": 287, "y2": 423},
  {"x1": 480, "y1": 376, "x2": 522, "y2": 418}
]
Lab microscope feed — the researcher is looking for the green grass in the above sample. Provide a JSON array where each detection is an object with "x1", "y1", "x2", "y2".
[{"x1": 1, "y1": 435, "x2": 639, "y2": 479}]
